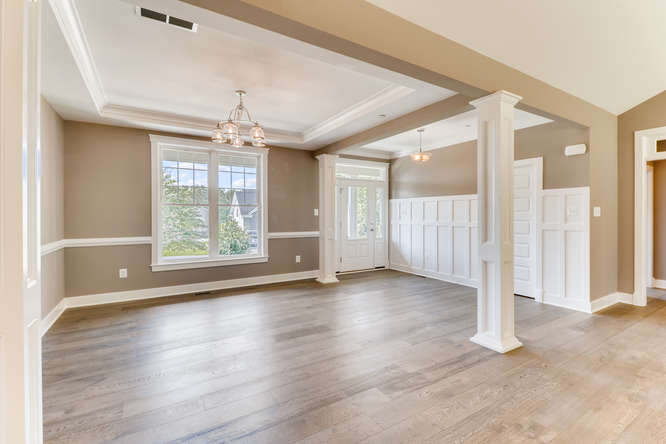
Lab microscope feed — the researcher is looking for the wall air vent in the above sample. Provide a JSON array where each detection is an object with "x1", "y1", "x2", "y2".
[{"x1": 135, "y1": 6, "x2": 198, "y2": 32}]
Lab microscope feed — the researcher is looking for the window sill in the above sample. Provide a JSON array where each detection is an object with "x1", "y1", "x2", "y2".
[{"x1": 151, "y1": 255, "x2": 269, "y2": 272}]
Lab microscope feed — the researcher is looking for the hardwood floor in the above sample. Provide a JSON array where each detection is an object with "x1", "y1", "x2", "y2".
[{"x1": 43, "y1": 270, "x2": 666, "y2": 443}]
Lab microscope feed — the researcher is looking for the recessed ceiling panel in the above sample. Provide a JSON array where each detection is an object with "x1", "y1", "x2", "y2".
[
  {"x1": 39, "y1": 0, "x2": 456, "y2": 149},
  {"x1": 363, "y1": 109, "x2": 552, "y2": 155}
]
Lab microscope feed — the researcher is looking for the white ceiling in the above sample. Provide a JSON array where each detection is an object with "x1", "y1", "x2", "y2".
[
  {"x1": 352, "y1": 109, "x2": 551, "y2": 158},
  {"x1": 42, "y1": 0, "x2": 457, "y2": 149},
  {"x1": 367, "y1": 0, "x2": 666, "y2": 115}
]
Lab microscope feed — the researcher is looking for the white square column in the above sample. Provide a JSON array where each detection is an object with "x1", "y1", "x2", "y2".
[
  {"x1": 316, "y1": 154, "x2": 339, "y2": 284},
  {"x1": 470, "y1": 91, "x2": 522, "y2": 353}
]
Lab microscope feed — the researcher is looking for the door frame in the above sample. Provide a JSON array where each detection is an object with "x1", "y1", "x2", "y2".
[
  {"x1": 335, "y1": 158, "x2": 389, "y2": 273},
  {"x1": 634, "y1": 126, "x2": 666, "y2": 306}
]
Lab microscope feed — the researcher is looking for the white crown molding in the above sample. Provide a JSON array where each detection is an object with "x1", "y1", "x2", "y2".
[
  {"x1": 302, "y1": 85, "x2": 413, "y2": 142},
  {"x1": 48, "y1": 0, "x2": 106, "y2": 111},
  {"x1": 49, "y1": 0, "x2": 417, "y2": 146},
  {"x1": 102, "y1": 104, "x2": 304, "y2": 145},
  {"x1": 341, "y1": 147, "x2": 393, "y2": 160}
]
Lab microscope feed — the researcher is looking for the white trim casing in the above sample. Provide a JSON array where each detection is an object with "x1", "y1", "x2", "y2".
[
  {"x1": 41, "y1": 233, "x2": 318, "y2": 256},
  {"x1": 150, "y1": 134, "x2": 269, "y2": 272},
  {"x1": 151, "y1": 255, "x2": 269, "y2": 272},
  {"x1": 41, "y1": 239, "x2": 67, "y2": 255},
  {"x1": 67, "y1": 236, "x2": 151, "y2": 247},
  {"x1": 316, "y1": 154, "x2": 339, "y2": 284},
  {"x1": 634, "y1": 126, "x2": 666, "y2": 307},
  {"x1": 267, "y1": 231, "x2": 320, "y2": 239},
  {"x1": 40, "y1": 270, "x2": 320, "y2": 335}
]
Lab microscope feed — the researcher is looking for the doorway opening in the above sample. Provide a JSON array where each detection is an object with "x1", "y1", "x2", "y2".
[
  {"x1": 335, "y1": 159, "x2": 389, "y2": 273},
  {"x1": 634, "y1": 126, "x2": 666, "y2": 306}
]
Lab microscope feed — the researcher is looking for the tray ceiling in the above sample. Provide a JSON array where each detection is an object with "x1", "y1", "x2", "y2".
[{"x1": 43, "y1": 0, "x2": 458, "y2": 149}]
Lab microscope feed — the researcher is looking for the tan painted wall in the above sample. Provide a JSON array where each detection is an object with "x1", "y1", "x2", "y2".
[
  {"x1": 618, "y1": 91, "x2": 666, "y2": 292},
  {"x1": 653, "y1": 160, "x2": 666, "y2": 280},
  {"x1": 184, "y1": 0, "x2": 617, "y2": 300},
  {"x1": 391, "y1": 121, "x2": 589, "y2": 199},
  {"x1": 65, "y1": 239, "x2": 317, "y2": 297},
  {"x1": 41, "y1": 98, "x2": 65, "y2": 315},
  {"x1": 63, "y1": 121, "x2": 318, "y2": 297}
]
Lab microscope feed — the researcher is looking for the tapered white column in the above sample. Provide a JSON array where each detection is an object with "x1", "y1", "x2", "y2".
[
  {"x1": 470, "y1": 91, "x2": 522, "y2": 353},
  {"x1": 316, "y1": 154, "x2": 339, "y2": 284}
]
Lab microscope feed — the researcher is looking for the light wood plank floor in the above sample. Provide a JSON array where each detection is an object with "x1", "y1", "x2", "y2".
[{"x1": 43, "y1": 270, "x2": 666, "y2": 443}]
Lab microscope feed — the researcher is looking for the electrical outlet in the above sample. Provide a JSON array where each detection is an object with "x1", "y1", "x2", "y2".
[
  {"x1": 295, "y1": 255, "x2": 301, "y2": 263},
  {"x1": 119, "y1": 268, "x2": 128, "y2": 279},
  {"x1": 314, "y1": 208, "x2": 319, "y2": 216}
]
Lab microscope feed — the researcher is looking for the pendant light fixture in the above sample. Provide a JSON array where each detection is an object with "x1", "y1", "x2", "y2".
[
  {"x1": 411, "y1": 128, "x2": 431, "y2": 162},
  {"x1": 211, "y1": 90, "x2": 266, "y2": 147}
]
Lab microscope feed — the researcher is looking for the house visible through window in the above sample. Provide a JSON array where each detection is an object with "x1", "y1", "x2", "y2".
[{"x1": 151, "y1": 135, "x2": 268, "y2": 271}]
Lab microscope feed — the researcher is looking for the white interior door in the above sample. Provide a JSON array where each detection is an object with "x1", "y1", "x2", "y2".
[
  {"x1": 513, "y1": 158, "x2": 541, "y2": 298},
  {"x1": 338, "y1": 181, "x2": 387, "y2": 272}
]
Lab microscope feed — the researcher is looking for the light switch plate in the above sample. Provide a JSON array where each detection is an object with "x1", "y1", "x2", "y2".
[
  {"x1": 295, "y1": 255, "x2": 301, "y2": 263},
  {"x1": 314, "y1": 208, "x2": 319, "y2": 216},
  {"x1": 593, "y1": 206, "x2": 601, "y2": 217},
  {"x1": 119, "y1": 268, "x2": 128, "y2": 279}
]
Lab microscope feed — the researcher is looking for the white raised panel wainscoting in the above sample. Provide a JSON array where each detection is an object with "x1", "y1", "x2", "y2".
[
  {"x1": 389, "y1": 186, "x2": 592, "y2": 312},
  {"x1": 539, "y1": 187, "x2": 590, "y2": 312},
  {"x1": 389, "y1": 195, "x2": 479, "y2": 288}
]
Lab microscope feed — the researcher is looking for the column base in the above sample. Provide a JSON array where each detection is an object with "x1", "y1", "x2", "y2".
[
  {"x1": 470, "y1": 333, "x2": 522, "y2": 354},
  {"x1": 316, "y1": 275, "x2": 339, "y2": 284}
]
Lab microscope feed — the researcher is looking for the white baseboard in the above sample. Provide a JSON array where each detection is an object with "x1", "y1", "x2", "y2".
[
  {"x1": 542, "y1": 293, "x2": 591, "y2": 313},
  {"x1": 40, "y1": 299, "x2": 67, "y2": 337},
  {"x1": 588, "y1": 292, "x2": 635, "y2": 313},
  {"x1": 389, "y1": 263, "x2": 477, "y2": 289},
  {"x1": 652, "y1": 278, "x2": 666, "y2": 290},
  {"x1": 40, "y1": 270, "x2": 319, "y2": 335}
]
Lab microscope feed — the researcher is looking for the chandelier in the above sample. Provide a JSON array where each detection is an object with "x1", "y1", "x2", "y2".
[
  {"x1": 211, "y1": 90, "x2": 266, "y2": 147},
  {"x1": 411, "y1": 128, "x2": 431, "y2": 162}
]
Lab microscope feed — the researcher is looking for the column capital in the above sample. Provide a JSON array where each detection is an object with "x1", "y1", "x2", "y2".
[
  {"x1": 469, "y1": 90, "x2": 522, "y2": 108},
  {"x1": 315, "y1": 153, "x2": 339, "y2": 162}
]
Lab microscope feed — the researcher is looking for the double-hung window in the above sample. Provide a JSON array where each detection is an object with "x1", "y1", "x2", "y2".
[{"x1": 150, "y1": 135, "x2": 268, "y2": 271}]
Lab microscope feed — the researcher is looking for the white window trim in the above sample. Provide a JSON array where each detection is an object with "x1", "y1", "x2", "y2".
[{"x1": 150, "y1": 134, "x2": 269, "y2": 272}]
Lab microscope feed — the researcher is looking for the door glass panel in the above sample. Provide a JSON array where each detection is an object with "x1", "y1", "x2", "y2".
[
  {"x1": 375, "y1": 187, "x2": 384, "y2": 239},
  {"x1": 347, "y1": 186, "x2": 368, "y2": 239}
]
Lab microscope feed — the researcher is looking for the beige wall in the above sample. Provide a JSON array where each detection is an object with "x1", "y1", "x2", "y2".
[
  {"x1": 618, "y1": 91, "x2": 666, "y2": 293},
  {"x1": 41, "y1": 98, "x2": 65, "y2": 315},
  {"x1": 391, "y1": 121, "x2": 589, "y2": 199},
  {"x1": 63, "y1": 121, "x2": 318, "y2": 297},
  {"x1": 186, "y1": 0, "x2": 618, "y2": 300},
  {"x1": 653, "y1": 160, "x2": 666, "y2": 280}
]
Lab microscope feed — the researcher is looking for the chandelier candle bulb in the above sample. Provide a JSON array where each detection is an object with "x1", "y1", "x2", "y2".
[{"x1": 212, "y1": 90, "x2": 266, "y2": 147}]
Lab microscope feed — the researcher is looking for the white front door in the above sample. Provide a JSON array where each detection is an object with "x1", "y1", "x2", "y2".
[
  {"x1": 338, "y1": 181, "x2": 387, "y2": 272},
  {"x1": 513, "y1": 158, "x2": 541, "y2": 298}
]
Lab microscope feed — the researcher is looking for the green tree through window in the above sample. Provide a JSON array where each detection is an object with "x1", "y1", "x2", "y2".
[{"x1": 161, "y1": 171, "x2": 209, "y2": 257}]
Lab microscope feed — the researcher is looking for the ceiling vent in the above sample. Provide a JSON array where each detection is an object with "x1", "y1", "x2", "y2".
[{"x1": 135, "y1": 6, "x2": 198, "y2": 32}]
